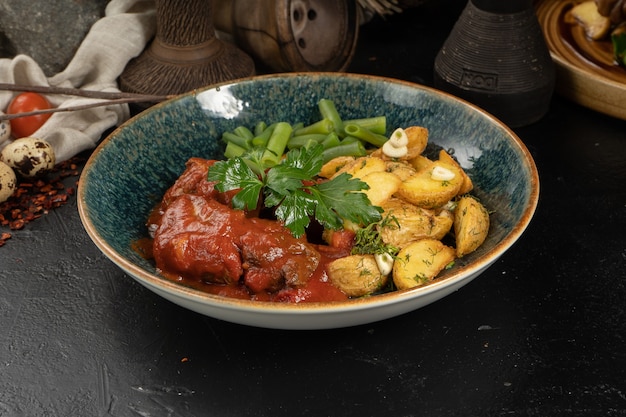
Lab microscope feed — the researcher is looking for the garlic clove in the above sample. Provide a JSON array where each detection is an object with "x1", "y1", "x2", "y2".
[
  {"x1": 375, "y1": 252, "x2": 394, "y2": 276},
  {"x1": 431, "y1": 165, "x2": 456, "y2": 181}
]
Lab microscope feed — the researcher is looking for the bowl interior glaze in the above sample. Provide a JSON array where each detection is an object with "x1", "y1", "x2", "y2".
[{"x1": 78, "y1": 73, "x2": 538, "y2": 329}]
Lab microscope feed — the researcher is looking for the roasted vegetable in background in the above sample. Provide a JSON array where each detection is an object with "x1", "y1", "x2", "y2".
[{"x1": 571, "y1": 0, "x2": 626, "y2": 67}]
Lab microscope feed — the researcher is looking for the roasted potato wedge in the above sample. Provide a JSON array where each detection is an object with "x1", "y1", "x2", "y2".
[
  {"x1": 379, "y1": 198, "x2": 453, "y2": 247},
  {"x1": 454, "y1": 196, "x2": 490, "y2": 257},
  {"x1": 332, "y1": 156, "x2": 386, "y2": 180},
  {"x1": 319, "y1": 156, "x2": 356, "y2": 179},
  {"x1": 570, "y1": 1, "x2": 611, "y2": 40},
  {"x1": 385, "y1": 160, "x2": 417, "y2": 181},
  {"x1": 438, "y1": 150, "x2": 473, "y2": 195},
  {"x1": 403, "y1": 126, "x2": 429, "y2": 159},
  {"x1": 370, "y1": 125, "x2": 429, "y2": 161},
  {"x1": 396, "y1": 161, "x2": 464, "y2": 209},
  {"x1": 407, "y1": 154, "x2": 434, "y2": 171},
  {"x1": 392, "y1": 239, "x2": 456, "y2": 290},
  {"x1": 361, "y1": 171, "x2": 403, "y2": 206},
  {"x1": 327, "y1": 254, "x2": 388, "y2": 297}
]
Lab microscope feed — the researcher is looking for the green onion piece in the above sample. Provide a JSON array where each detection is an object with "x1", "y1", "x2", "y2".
[
  {"x1": 318, "y1": 99, "x2": 344, "y2": 137},
  {"x1": 223, "y1": 131, "x2": 252, "y2": 150},
  {"x1": 293, "y1": 118, "x2": 334, "y2": 136},
  {"x1": 287, "y1": 134, "x2": 328, "y2": 149},
  {"x1": 343, "y1": 116, "x2": 387, "y2": 135},
  {"x1": 343, "y1": 123, "x2": 388, "y2": 147},
  {"x1": 322, "y1": 140, "x2": 366, "y2": 163},
  {"x1": 262, "y1": 122, "x2": 293, "y2": 167}
]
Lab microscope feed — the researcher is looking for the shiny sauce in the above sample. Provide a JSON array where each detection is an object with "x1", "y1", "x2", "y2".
[{"x1": 140, "y1": 158, "x2": 352, "y2": 303}]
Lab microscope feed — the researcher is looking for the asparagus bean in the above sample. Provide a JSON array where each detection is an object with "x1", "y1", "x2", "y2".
[
  {"x1": 293, "y1": 118, "x2": 334, "y2": 136},
  {"x1": 322, "y1": 140, "x2": 366, "y2": 163},
  {"x1": 318, "y1": 99, "x2": 344, "y2": 136},
  {"x1": 343, "y1": 116, "x2": 386, "y2": 135},
  {"x1": 262, "y1": 122, "x2": 293, "y2": 166},
  {"x1": 223, "y1": 131, "x2": 252, "y2": 150},
  {"x1": 343, "y1": 123, "x2": 388, "y2": 147},
  {"x1": 287, "y1": 134, "x2": 328, "y2": 149},
  {"x1": 233, "y1": 126, "x2": 254, "y2": 140}
]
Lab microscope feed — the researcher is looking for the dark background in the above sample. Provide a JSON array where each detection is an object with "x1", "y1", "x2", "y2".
[{"x1": 2, "y1": 0, "x2": 626, "y2": 416}]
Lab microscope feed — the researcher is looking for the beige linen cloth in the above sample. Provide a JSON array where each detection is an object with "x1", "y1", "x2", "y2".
[{"x1": 0, "y1": 0, "x2": 156, "y2": 162}]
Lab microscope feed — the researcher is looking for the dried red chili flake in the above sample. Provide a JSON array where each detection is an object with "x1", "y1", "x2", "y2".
[
  {"x1": 0, "y1": 232, "x2": 11, "y2": 247},
  {"x1": 0, "y1": 156, "x2": 86, "y2": 242}
]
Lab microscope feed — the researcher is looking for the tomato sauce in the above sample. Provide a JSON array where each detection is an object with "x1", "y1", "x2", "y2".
[{"x1": 141, "y1": 158, "x2": 353, "y2": 303}]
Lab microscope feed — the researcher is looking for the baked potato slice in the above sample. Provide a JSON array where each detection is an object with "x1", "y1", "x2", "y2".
[
  {"x1": 370, "y1": 125, "x2": 429, "y2": 161},
  {"x1": 361, "y1": 171, "x2": 403, "y2": 206},
  {"x1": 403, "y1": 126, "x2": 429, "y2": 159},
  {"x1": 385, "y1": 160, "x2": 417, "y2": 181},
  {"x1": 332, "y1": 156, "x2": 387, "y2": 180},
  {"x1": 454, "y1": 196, "x2": 490, "y2": 257},
  {"x1": 392, "y1": 239, "x2": 456, "y2": 290},
  {"x1": 395, "y1": 160, "x2": 464, "y2": 209},
  {"x1": 379, "y1": 198, "x2": 453, "y2": 247},
  {"x1": 327, "y1": 254, "x2": 388, "y2": 297},
  {"x1": 319, "y1": 156, "x2": 356, "y2": 179},
  {"x1": 570, "y1": 1, "x2": 611, "y2": 40},
  {"x1": 438, "y1": 149, "x2": 473, "y2": 195},
  {"x1": 407, "y1": 154, "x2": 434, "y2": 172}
]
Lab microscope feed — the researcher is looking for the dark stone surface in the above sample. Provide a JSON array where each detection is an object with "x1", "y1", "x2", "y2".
[
  {"x1": 3, "y1": 1, "x2": 626, "y2": 415},
  {"x1": 0, "y1": 0, "x2": 109, "y2": 76}
]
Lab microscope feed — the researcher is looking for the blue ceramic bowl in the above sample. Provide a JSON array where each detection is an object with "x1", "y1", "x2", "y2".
[{"x1": 78, "y1": 73, "x2": 539, "y2": 330}]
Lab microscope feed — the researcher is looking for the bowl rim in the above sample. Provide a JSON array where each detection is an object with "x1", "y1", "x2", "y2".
[{"x1": 77, "y1": 72, "x2": 540, "y2": 315}]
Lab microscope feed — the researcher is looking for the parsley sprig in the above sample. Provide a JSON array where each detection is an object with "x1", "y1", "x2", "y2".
[{"x1": 207, "y1": 144, "x2": 382, "y2": 238}]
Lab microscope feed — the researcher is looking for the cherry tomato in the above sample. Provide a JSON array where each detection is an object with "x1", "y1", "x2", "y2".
[{"x1": 6, "y1": 92, "x2": 52, "y2": 138}]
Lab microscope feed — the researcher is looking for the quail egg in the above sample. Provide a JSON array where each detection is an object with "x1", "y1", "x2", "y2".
[
  {"x1": 0, "y1": 111, "x2": 10, "y2": 142},
  {"x1": 0, "y1": 161, "x2": 17, "y2": 203},
  {"x1": 0, "y1": 137, "x2": 56, "y2": 177}
]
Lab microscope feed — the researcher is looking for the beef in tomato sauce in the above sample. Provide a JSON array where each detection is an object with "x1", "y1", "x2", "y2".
[{"x1": 147, "y1": 158, "x2": 351, "y2": 302}]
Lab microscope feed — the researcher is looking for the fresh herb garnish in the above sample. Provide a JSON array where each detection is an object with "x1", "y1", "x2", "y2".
[
  {"x1": 207, "y1": 144, "x2": 382, "y2": 238},
  {"x1": 351, "y1": 214, "x2": 400, "y2": 257}
]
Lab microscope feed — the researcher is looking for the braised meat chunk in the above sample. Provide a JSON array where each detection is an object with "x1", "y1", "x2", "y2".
[{"x1": 151, "y1": 160, "x2": 321, "y2": 296}]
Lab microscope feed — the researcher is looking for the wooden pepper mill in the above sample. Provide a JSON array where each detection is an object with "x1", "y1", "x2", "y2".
[{"x1": 120, "y1": 0, "x2": 255, "y2": 98}]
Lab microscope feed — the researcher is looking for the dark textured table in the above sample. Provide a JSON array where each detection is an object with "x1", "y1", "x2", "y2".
[{"x1": 2, "y1": 1, "x2": 626, "y2": 416}]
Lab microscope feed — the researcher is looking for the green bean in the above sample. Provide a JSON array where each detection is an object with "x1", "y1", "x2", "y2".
[
  {"x1": 343, "y1": 123, "x2": 388, "y2": 147},
  {"x1": 254, "y1": 121, "x2": 267, "y2": 136},
  {"x1": 318, "y1": 99, "x2": 344, "y2": 136},
  {"x1": 287, "y1": 134, "x2": 327, "y2": 149},
  {"x1": 233, "y1": 126, "x2": 254, "y2": 140},
  {"x1": 343, "y1": 116, "x2": 386, "y2": 135},
  {"x1": 340, "y1": 135, "x2": 361, "y2": 144},
  {"x1": 223, "y1": 131, "x2": 252, "y2": 150},
  {"x1": 293, "y1": 118, "x2": 334, "y2": 136},
  {"x1": 321, "y1": 132, "x2": 340, "y2": 149},
  {"x1": 224, "y1": 141, "x2": 246, "y2": 159},
  {"x1": 322, "y1": 140, "x2": 366, "y2": 163},
  {"x1": 262, "y1": 122, "x2": 293, "y2": 167},
  {"x1": 251, "y1": 123, "x2": 276, "y2": 147}
]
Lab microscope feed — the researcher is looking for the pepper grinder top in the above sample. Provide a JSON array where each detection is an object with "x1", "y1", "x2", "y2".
[{"x1": 434, "y1": 0, "x2": 555, "y2": 128}]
